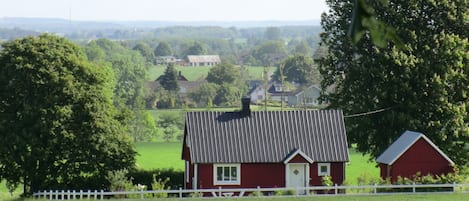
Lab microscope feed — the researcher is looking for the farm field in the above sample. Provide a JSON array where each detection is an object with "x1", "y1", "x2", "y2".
[{"x1": 147, "y1": 65, "x2": 276, "y2": 81}]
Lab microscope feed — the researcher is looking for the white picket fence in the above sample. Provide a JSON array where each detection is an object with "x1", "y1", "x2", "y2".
[{"x1": 33, "y1": 183, "x2": 469, "y2": 200}]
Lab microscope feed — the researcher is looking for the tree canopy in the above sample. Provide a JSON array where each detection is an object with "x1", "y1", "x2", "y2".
[
  {"x1": 206, "y1": 62, "x2": 240, "y2": 85},
  {"x1": 0, "y1": 34, "x2": 136, "y2": 195},
  {"x1": 320, "y1": 0, "x2": 469, "y2": 165},
  {"x1": 274, "y1": 54, "x2": 319, "y2": 84},
  {"x1": 154, "y1": 41, "x2": 172, "y2": 56},
  {"x1": 159, "y1": 63, "x2": 180, "y2": 92}
]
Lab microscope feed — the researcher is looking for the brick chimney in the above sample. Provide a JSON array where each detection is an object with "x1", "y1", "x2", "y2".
[{"x1": 241, "y1": 96, "x2": 251, "y2": 115}]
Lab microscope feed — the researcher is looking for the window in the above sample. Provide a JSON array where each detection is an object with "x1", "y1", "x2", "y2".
[
  {"x1": 214, "y1": 164, "x2": 240, "y2": 185},
  {"x1": 318, "y1": 163, "x2": 330, "y2": 176}
]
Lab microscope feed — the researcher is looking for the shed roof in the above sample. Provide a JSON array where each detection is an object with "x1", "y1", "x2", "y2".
[
  {"x1": 187, "y1": 55, "x2": 221, "y2": 63},
  {"x1": 376, "y1": 130, "x2": 454, "y2": 165},
  {"x1": 183, "y1": 109, "x2": 349, "y2": 164}
]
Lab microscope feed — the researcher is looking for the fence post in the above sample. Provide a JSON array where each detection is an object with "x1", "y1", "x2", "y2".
[
  {"x1": 453, "y1": 182, "x2": 456, "y2": 193},
  {"x1": 94, "y1": 190, "x2": 97, "y2": 200},
  {"x1": 218, "y1": 186, "x2": 222, "y2": 197},
  {"x1": 49, "y1": 190, "x2": 53, "y2": 200},
  {"x1": 412, "y1": 182, "x2": 416, "y2": 193},
  {"x1": 257, "y1": 186, "x2": 260, "y2": 197},
  {"x1": 334, "y1": 184, "x2": 338, "y2": 195},
  {"x1": 87, "y1": 190, "x2": 91, "y2": 199},
  {"x1": 373, "y1": 184, "x2": 377, "y2": 194},
  {"x1": 100, "y1": 190, "x2": 104, "y2": 200},
  {"x1": 179, "y1": 187, "x2": 183, "y2": 198}
]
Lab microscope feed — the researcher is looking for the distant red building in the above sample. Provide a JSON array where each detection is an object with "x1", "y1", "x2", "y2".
[
  {"x1": 182, "y1": 98, "x2": 349, "y2": 192},
  {"x1": 376, "y1": 131, "x2": 454, "y2": 182}
]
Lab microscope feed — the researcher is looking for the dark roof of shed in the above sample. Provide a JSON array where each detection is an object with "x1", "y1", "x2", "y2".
[{"x1": 183, "y1": 110, "x2": 349, "y2": 164}]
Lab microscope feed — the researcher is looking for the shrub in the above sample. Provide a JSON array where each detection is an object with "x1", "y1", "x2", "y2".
[
  {"x1": 274, "y1": 189, "x2": 296, "y2": 196},
  {"x1": 128, "y1": 168, "x2": 183, "y2": 190}
]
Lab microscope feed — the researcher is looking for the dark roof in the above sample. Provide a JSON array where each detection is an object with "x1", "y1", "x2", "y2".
[
  {"x1": 376, "y1": 131, "x2": 454, "y2": 165},
  {"x1": 183, "y1": 109, "x2": 349, "y2": 164}
]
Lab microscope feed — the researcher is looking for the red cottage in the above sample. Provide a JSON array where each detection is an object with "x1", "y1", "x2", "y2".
[
  {"x1": 376, "y1": 131, "x2": 454, "y2": 182},
  {"x1": 182, "y1": 98, "x2": 349, "y2": 192}
]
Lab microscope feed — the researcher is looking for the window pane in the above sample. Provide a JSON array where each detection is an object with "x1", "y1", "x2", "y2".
[
  {"x1": 224, "y1": 167, "x2": 230, "y2": 181},
  {"x1": 230, "y1": 166, "x2": 237, "y2": 181},
  {"x1": 320, "y1": 165, "x2": 327, "y2": 173},
  {"x1": 217, "y1": 167, "x2": 223, "y2": 181}
]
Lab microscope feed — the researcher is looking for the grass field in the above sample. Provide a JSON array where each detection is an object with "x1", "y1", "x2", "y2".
[
  {"x1": 147, "y1": 65, "x2": 276, "y2": 81},
  {"x1": 135, "y1": 142, "x2": 184, "y2": 170},
  {"x1": 12, "y1": 194, "x2": 469, "y2": 201}
]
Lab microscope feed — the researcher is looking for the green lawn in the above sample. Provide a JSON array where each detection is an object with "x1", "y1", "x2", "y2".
[
  {"x1": 135, "y1": 142, "x2": 184, "y2": 170},
  {"x1": 147, "y1": 65, "x2": 276, "y2": 81},
  {"x1": 346, "y1": 148, "x2": 380, "y2": 185},
  {"x1": 16, "y1": 194, "x2": 469, "y2": 201}
]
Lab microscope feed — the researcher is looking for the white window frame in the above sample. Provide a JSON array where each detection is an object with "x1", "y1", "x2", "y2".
[
  {"x1": 317, "y1": 163, "x2": 330, "y2": 176},
  {"x1": 213, "y1": 164, "x2": 241, "y2": 185}
]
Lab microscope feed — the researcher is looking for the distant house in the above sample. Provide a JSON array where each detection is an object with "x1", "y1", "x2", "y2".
[
  {"x1": 156, "y1": 56, "x2": 177, "y2": 65},
  {"x1": 288, "y1": 85, "x2": 322, "y2": 107},
  {"x1": 186, "y1": 55, "x2": 221, "y2": 67},
  {"x1": 376, "y1": 131, "x2": 454, "y2": 182},
  {"x1": 182, "y1": 98, "x2": 349, "y2": 192}
]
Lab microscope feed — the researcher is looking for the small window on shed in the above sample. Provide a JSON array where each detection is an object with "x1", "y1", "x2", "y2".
[{"x1": 318, "y1": 163, "x2": 330, "y2": 176}]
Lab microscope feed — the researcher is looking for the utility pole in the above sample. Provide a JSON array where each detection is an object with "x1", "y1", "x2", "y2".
[
  {"x1": 280, "y1": 62, "x2": 285, "y2": 111},
  {"x1": 263, "y1": 65, "x2": 268, "y2": 111}
]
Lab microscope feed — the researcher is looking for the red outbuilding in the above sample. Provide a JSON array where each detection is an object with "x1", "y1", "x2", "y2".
[
  {"x1": 376, "y1": 131, "x2": 454, "y2": 182},
  {"x1": 182, "y1": 98, "x2": 349, "y2": 192}
]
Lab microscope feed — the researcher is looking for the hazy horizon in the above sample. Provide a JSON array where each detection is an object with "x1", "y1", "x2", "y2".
[{"x1": 0, "y1": 0, "x2": 328, "y2": 22}]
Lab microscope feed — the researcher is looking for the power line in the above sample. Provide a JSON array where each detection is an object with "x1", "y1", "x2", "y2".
[{"x1": 344, "y1": 106, "x2": 396, "y2": 118}]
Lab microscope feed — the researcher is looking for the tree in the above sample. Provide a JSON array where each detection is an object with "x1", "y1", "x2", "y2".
[
  {"x1": 154, "y1": 41, "x2": 172, "y2": 56},
  {"x1": 85, "y1": 38, "x2": 148, "y2": 110},
  {"x1": 206, "y1": 62, "x2": 240, "y2": 85},
  {"x1": 294, "y1": 40, "x2": 312, "y2": 56},
  {"x1": 130, "y1": 111, "x2": 158, "y2": 142},
  {"x1": 158, "y1": 63, "x2": 180, "y2": 92},
  {"x1": 320, "y1": 0, "x2": 469, "y2": 165},
  {"x1": 264, "y1": 27, "x2": 281, "y2": 41},
  {"x1": 183, "y1": 42, "x2": 207, "y2": 56},
  {"x1": 189, "y1": 83, "x2": 218, "y2": 107},
  {"x1": 252, "y1": 40, "x2": 288, "y2": 66},
  {"x1": 274, "y1": 54, "x2": 319, "y2": 84},
  {"x1": 133, "y1": 42, "x2": 154, "y2": 62},
  {"x1": 0, "y1": 34, "x2": 136, "y2": 195}
]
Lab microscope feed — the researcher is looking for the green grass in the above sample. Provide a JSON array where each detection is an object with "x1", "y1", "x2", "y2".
[
  {"x1": 135, "y1": 142, "x2": 184, "y2": 170},
  {"x1": 346, "y1": 148, "x2": 380, "y2": 185},
  {"x1": 18, "y1": 194, "x2": 469, "y2": 201},
  {"x1": 147, "y1": 65, "x2": 276, "y2": 81}
]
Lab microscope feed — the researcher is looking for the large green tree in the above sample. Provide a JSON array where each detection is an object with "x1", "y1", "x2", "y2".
[
  {"x1": 158, "y1": 63, "x2": 180, "y2": 92},
  {"x1": 320, "y1": 0, "x2": 469, "y2": 164},
  {"x1": 0, "y1": 34, "x2": 136, "y2": 195},
  {"x1": 252, "y1": 40, "x2": 288, "y2": 66},
  {"x1": 154, "y1": 41, "x2": 172, "y2": 56},
  {"x1": 274, "y1": 54, "x2": 319, "y2": 84},
  {"x1": 206, "y1": 62, "x2": 240, "y2": 85}
]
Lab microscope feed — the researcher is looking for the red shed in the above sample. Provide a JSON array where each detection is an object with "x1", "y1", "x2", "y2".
[
  {"x1": 182, "y1": 98, "x2": 349, "y2": 192},
  {"x1": 376, "y1": 131, "x2": 454, "y2": 182}
]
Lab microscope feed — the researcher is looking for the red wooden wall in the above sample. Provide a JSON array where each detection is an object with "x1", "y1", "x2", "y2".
[{"x1": 381, "y1": 138, "x2": 453, "y2": 182}]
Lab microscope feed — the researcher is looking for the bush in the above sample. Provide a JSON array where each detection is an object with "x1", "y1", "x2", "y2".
[
  {"x1": 274, "y1": 189, "x2": 296, "y2": 196},
  {"x1": 128, "y1": 168, "x2": 183, "y2": 190}
]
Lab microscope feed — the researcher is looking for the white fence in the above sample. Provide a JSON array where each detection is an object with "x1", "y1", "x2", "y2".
[{"x1": 33, "y1": 183, "x2": 469, "y2": 200}]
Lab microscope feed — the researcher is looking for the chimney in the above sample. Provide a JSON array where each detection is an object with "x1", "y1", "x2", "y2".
[{"x1": 241, "y1": 96, "x2": 251, "y2": 115}]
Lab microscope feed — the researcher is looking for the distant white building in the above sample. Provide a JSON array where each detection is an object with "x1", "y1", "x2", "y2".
[{"x1": 186, "y1": 55, "x2": 221, "y2": 67}]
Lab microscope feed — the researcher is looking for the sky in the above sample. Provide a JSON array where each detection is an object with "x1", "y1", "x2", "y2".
[{"x1": 0, "y1": 0, "x2": 328, "y2": 22}]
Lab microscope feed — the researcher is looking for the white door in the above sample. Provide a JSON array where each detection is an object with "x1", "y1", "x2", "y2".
[{"x1": 287, "y1": 164, "x2": 308, "y2": 194}]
